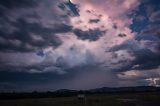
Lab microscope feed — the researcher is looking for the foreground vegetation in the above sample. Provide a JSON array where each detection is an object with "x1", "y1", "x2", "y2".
[{"x1": 0, "y1": 92, "x2": 160, "y2": 106}]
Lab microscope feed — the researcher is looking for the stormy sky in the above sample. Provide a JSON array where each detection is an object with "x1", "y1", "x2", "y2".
[{"x1": 0, "y1": 0, "x2": 160, "y2": 92}]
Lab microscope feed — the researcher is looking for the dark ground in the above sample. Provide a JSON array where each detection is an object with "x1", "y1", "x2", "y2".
[{"x1": 0, "y1": 92, "x2": 160, "y2": 106}]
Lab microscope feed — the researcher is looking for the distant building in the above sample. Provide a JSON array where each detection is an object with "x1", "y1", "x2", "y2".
[
  {"x1": 78, "y1": 94, "x2": 85, "y2": 99},
  {"x1": 77, "y1": 94, "x2": 86, "y2": 104}
]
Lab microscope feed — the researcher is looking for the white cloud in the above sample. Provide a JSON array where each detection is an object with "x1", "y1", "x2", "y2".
[{"x1": 117, "y1": 67, "x2": 160, "y2": 86}]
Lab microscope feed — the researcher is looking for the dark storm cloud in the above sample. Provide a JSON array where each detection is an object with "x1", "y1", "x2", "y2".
[
  {"x1": 58, "y1": 0, "x2": 80, "y2": 17},
  {"x1": 0, "y1": 0, "x2": 38, "y2": 16},
  {"x1": 0, "y1": 82, "x2": 18, "y2": 91},
  {"x1": 143, "y1": 0, "x2": 160, "y2": 17},
  {"x1": 138, "y1": 24, "x2": 160, "y2": 53},
  {"x1": 0, "y1": 0, "x2": 38, "y2": 9},
  {"x1": 0, "y1": 65, "x2": 116, "y2": 91},
  {"x1": 112, "y1": 23, "x2": 118, "y2": 29},
  {"x1": 0, "y1": 13, "x2": 72, "y2": 52},
  {"x1": 0, "y1": 70, "x2": 74, "y2": 91},
  {"x1": 136, "y1": 34, "x2": 159, "y2": 41},
  {"x1": 110, "y1": 17, "x2": 160, "y2": 71},
  {"x1": 118, "y1": 33, "x2": 127, "y2": 37},
  {"x1": 131, "y1": 49, "x2": 160, "y2": 70},
  {"x1": 73, "y1": 28, "x2": 105, "y2": 41},
  {"x1": 0, "y1": 63, "x2": 114, "y2": 91},
  {"x1": 149, "y1": 10, "x2": 160, "y2": 22},
  {"x1": 0, "y1": 70, "x2": 69, "y2": 83},
  {"x1": 140, "y1": 24, "x2": 160, "y2": 39},
  {"x1": 110, "y1": 39, "x2": 160, "y2": 72},
  {"x1": 89, "y1": 19, "x2": 100, "y2": 23},
  {"x1": 0, "y1": 0, "x2": 76, "y2": 52},
  {"x1": 110, "y1": 40, "x2": 137, "y2": 52},
  {"x1": 0, "y1": 18, "x2": 71, "y2": 52}
]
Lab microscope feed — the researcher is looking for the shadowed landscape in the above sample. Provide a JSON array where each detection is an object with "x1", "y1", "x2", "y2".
[
  {"x1": 0, "y1": 92, "x2": 160, "y2": 106},
  {"x1": 0, "y1": 86, "x2": 160, "y2": 106}
]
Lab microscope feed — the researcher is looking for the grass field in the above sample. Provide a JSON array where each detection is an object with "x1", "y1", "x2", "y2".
[{"x1": 0, "y1": 92, "x2": 160, "y2": 106}]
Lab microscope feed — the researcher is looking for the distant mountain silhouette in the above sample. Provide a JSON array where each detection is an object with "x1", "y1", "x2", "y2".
[
  {"x1": 0, "y1": 86, "x2": 160, "y2": 99},
  {"x1": 88, "y1": 86, "x2": 160, "y2": 93}
]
